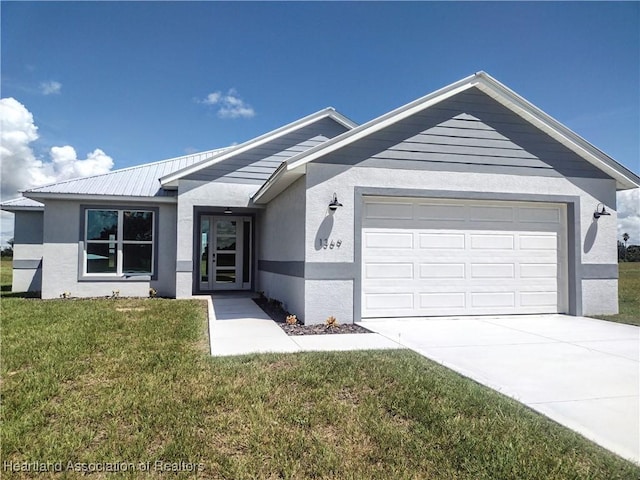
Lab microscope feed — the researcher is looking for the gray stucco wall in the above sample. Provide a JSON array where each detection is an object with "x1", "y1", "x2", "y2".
[
  {"x1": 11, "y1": 210, "x2": 44, "y2": 292},
  {"x1": 256, "y1": 176, "x2": 306, "y2": 318},
  {"x1": 41, "y1": 199, "x2": 177, "y2": 299},
  {"x1": 300, "y1": 163, "x2": 618, "y2": 323}
]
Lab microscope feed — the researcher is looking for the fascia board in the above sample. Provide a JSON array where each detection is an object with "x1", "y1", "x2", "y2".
[
  {"x1": 252, "y1": 162, "x2": 289, "y2": 204},
  {"x1": 0, "y1": 205, "x2": 44, "y2": 212},
  {"x1": 23, "y1": 192, "x2": 177, "y2": 204},
  {"x1": 160, "y1": 108, "x2": 354, "y2": 186}
]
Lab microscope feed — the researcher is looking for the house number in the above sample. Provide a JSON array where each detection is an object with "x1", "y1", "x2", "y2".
[{"x1": 319, "y1": 239, "x2": 342, "y2": 249}]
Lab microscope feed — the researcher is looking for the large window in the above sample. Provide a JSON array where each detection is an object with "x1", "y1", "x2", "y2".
[{"x1": 85, "y1": 209, "x2": 154, "y2": 276}]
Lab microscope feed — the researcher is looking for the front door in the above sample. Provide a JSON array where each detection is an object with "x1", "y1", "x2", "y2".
[{"x1": 199, "y1": 215, "x2": 252, "y2": 291}]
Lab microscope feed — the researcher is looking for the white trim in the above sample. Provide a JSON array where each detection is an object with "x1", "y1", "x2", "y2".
[{"x1": 160, "y1": 108, "x2": 357, "y2": 187}]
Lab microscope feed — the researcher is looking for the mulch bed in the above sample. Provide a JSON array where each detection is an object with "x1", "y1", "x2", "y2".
[{"x1": 253, "y1": 297, "x2": 371, "y2": 336}]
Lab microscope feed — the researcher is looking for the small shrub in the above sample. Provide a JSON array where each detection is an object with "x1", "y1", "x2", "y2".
[
  {"x1": 149, "y1": 288, "x2": 157, "y2": 298},
  {"x1": 286, "y1": 314, "x2": 298, "y2": 325},
  {"x1": 111, "y1": 290, "x2": 120, "y2": 299},
  {"x1": 325, "y1": 315, "x2": 338, "y2": 328},
  {"x1": 59, "y1": 291, "x2": 71, "y2": 299}
]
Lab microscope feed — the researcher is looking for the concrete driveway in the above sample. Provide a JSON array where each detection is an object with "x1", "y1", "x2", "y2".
[{"x1": 359, "y1": 314, "x2": 639, "y2": 463}]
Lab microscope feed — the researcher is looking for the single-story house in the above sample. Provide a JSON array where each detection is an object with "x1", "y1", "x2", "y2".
[{"x1": 3, "y1": 72, "x2": 639, "y2": 323}]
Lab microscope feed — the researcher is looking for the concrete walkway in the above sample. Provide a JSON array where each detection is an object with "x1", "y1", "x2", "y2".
[
  {"x1": 360, "y1": 315, "x2": 640, "y2": 464},
  {"x1": 204, "y1": 295, "x2": 400, "y2": 357}
]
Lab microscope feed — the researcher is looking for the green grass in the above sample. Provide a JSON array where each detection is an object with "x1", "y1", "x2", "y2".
[
  {"x1": 1, "y1": 297, "x2": 638, "y2": 479},
  {"x1": 1, "y1": 257, "x2": 12, "y2": 292},
  {"x1": 594, "y1": 262, "x2": 640, "y2": 326}
]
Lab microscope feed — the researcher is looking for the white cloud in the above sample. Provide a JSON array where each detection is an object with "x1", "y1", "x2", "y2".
[
  {"x1": 200, "y1": 88, "x2": 255, "y2": 119},
  {"x1": 0, "y1": 97, "x2": 114, "y2": 245},
  {"x1": 40, "y1": 81, "x2": 62, "y2": 95},
  {"x1": 617, "y1": 189, "x2": 640, "y2": 244}
]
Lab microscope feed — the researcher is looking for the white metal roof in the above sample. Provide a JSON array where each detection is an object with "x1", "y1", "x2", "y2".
[
  {"x1": 253, "y1": 72, "x2": 640, "y2": 204},
  {"x1": 0, "y1": 196, "x2": 44, "y2": 212},
  {"x1": 20, "y1": 147, "x2": 229, "y2": 201}
]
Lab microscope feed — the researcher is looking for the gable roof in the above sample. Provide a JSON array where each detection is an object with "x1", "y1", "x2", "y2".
[
  {"x1": 159, "y1": 107, "x2": 357, "y2": 188},
  {"x1": 18, "y1": 147, "x2": 229, "y2": 203},
  {"x1": 253, "y1": 72, "x2": 640, "y2": 204}
]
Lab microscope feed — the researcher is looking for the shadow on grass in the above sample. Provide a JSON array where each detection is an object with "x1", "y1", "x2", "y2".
[{"x1": 0, "y1": 290, "x2": 41, "y2": 299}]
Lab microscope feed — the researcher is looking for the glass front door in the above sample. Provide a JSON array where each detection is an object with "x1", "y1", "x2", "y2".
[{"x1": 199, "y1": 215, "x2": 252, "y2": 291}]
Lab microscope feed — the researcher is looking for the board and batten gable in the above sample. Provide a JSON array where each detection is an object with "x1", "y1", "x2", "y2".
[{"x1": 316, "y1": 88, "x2": 610, "y2": 181}]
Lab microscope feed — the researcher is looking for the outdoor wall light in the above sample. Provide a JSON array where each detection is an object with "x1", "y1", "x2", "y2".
[
  {"x1": 328, "y1": 193, "x2": 343, "y2": 212},
  {"x1": 223, "y1": 207, "x2": 233, "y2": 215},
  {"x1": 593, "y1": 203, "x2": 611, "y2": 219}
]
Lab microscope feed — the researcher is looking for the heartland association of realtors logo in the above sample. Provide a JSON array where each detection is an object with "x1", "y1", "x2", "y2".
[{"x1": 3, "y1": 460, "x2": 205, "y2": 473}]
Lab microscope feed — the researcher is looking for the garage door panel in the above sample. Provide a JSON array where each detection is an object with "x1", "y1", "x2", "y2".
[
  {"x1": 470, "y1": 234, "x2": 515, "y2": 250},
  {"x1": 416, "y1": 203, "x2": 467, "y2": 221},
  {"x1": 471, "y1": 292, "x2": 516, "y2": 308},
  {"x1": 470, "y1": 263, "x2": 515, "y2": 278},
  {"x1": 419, "y1": 233, "x2": 465, "y2": 249},
  {"x1": 419, "y1": 292, "x2": 466, "y2": 309},
  {"x1": 365, "y1": 202, "x2": 413, "y2": 220},
  {"x1": 365, "y1": 293, "x2": 414, "y2": 310},
  {"x1": 362, "y1": 197, "x2": 566, "y2": 318},
  {"x1": 469, "y1": 205, "x2": 514, "y2": 223},
  {"x1": 419, "y1": 263, "x2": 466, "y2": 278},
  {"x1": 519, "y1": 207, "x2": 561, "y2": 224},
  {"x1": 520, "y1": 234, "x2": 557, "y2": 250},
  {"x1": 520, "y1": 291, "x2": 557, "y2": 307},
  {"x1": 521, "y1": 263, "x2": 557, "y2": 278},
  {"x1": 365, "y1": 263, "x2": 414, "y2": 279},
  {"x1": 365, "y1": 231, "x2": 413, "y2": 249}
]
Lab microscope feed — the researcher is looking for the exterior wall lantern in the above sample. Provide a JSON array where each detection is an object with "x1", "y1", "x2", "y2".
[
  {"x1": 328, "y1": 193, "x2": 343, "y2": 212},
  {"x1": 593, "y1": 203, "x2": 611, "y2": 219}
]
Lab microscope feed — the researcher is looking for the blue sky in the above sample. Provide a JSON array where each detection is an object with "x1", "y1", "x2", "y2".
[{"x1": 1, "y1": 1, "x2": 639, "y2": 243}]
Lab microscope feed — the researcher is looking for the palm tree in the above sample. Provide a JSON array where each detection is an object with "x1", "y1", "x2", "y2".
[{"x1": 623, "y1": 232, "x2": 629, "y2": 247}]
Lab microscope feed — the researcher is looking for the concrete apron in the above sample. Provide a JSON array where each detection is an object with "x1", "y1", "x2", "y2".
[{"x1": 360, "y1": 314, "x2": 640, "y2": 464}]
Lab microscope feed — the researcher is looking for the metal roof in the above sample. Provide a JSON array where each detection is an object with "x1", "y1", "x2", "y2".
[
  {"x1": 21, "y1": 147, "x2": 229, "y2": 199},
  {"x1": 0, "y1": 196, "x2": 44, "y2": 212}
]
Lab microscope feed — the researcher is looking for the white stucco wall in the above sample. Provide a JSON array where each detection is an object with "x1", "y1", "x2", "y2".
[
  {"x1": 41, "y1": 199, "x2": 177, "y2": 299},
  {"x1": 301, "y1": 163, "x2": 619, "y2": 321}
]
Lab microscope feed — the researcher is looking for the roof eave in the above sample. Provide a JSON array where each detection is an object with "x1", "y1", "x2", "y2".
[
  {"x1": 23, "y1": 192, "x2": 178, "y2": 204},
  {"x1": 0, "y1": 205, "x2": 45, "y2": 212}
]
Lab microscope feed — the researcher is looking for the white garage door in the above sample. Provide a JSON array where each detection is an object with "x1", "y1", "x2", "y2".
[{"x1": 361, "y1": 197, "x2": 567, "y2": 318}]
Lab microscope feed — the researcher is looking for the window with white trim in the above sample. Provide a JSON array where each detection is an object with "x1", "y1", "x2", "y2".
[{"x1": 85, "y1": 209, "x2": 154, "y2": 276}]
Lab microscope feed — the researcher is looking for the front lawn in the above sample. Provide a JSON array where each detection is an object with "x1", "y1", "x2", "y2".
[
  {"x1": 594, "y1": 262, "x2": 640, "y2": 326},
  {"x1": 1, "y1": 297, "x2": 637, "y2": 479}
]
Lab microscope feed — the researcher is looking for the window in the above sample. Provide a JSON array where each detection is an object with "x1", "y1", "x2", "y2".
[{"x1": 85, "y1": 209, "x2": 154, "y2": 276}]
